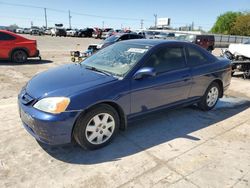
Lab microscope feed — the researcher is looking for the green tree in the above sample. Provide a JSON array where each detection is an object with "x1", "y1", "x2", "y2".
[
  {"x1": 231, "y1": 14, "x2": 250, "y2": 36},
  {"x1": 211, "y1": 11, "x2": 241, "y2": 34}
]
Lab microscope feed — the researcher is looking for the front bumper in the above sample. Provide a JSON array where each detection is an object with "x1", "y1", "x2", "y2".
[{"x1": 18, "y1": 93, "x2": 79, "y2": 145}]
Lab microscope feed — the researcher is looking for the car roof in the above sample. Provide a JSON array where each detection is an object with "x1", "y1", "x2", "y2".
[{"x1": 120, "y1": 39, "x2": 189, "y2": 47}]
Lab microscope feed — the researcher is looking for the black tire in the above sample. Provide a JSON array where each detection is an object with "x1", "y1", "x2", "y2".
[
  {"x1": 73, "y1": 104, "x2": 120, "y2": 150},
  {"x1": 207, "y1": 46, "x2": 213, "y2": 53},
  {"x1": 11, "y1": 50, "x2": 28, "y2": 63},
  {"x1": 71, "y1": 57, "x2": 75, "y2": 62},
  {"x1": 198, "y1": 82, "x2": 221, "y2": 111}
]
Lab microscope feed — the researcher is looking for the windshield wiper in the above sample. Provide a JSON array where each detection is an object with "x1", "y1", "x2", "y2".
[{"x1": 85, "y1": 65, "x2": 112, "y2": 76}]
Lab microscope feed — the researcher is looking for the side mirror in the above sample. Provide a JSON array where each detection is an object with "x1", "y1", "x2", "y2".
[{"x1": 133, "y1": 67, "x2": 156, "y2": 80}]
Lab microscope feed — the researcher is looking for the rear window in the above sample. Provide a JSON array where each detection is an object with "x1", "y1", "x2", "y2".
[
  {"x1": 187, "y1": 46, "x2": 209, "y2": 66},
  {"x1": 0, "y1": 32, "x2": 16, "y2": 40}
]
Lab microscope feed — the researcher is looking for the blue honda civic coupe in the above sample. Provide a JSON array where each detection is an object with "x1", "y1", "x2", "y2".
[{"x1": 18, "y1": 39, "x2": 231, "y2": 150}]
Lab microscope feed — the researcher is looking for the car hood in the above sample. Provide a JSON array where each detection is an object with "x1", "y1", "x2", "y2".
[{"x1": 26, "y1": 63, "x2": 117, "y2": 99}]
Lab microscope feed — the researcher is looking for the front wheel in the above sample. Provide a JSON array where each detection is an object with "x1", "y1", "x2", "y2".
[
  {"x1": 198, "y1": 82, "x2": 220, "y2": 111},
  {"x1": 73, "y1": 104, "x2": 120, "y2": 150}
]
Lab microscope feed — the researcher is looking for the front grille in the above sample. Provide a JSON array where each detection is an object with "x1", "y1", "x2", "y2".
[{"x1": 20, "y1": 90, "x2": 35, "y2": 105}]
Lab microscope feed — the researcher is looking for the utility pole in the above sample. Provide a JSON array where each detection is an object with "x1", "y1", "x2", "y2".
[
  {"x1": 68, "y1": 10, "x2": 72, "y2": 29},
  {"x1": 44, "y1": 8, "x2": 47, "y2": 29},
  {"x1": 140, "y1": 19, "x2": 144, "y2": 29},
  {"x1": 102, "y1": 21, "x2": 104, "y2": 29},
  {"x1": 154, "y1": 14, "x2": 157, "y2": 28}
]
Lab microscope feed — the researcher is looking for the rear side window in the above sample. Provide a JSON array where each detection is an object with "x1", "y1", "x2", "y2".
[
  {"x1": 187, "y1": 46, "x2": 208, "y2": 66},
  {"x1": 120, "y1": 35, "x2": 129, "y2": 40},
  {"x1": 0, "y1": 32, "x2": 16, "y2": 40},
  {"x1": 144, "y1": 46, "x2": 186, "y2": 73},
  {"x1": 130, "y1": 34, "x2": 143, "y2": 39}
]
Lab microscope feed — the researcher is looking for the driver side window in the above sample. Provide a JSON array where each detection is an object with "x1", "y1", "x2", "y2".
[{"x1": 143, "y1": 46, "x2": 186, "y2": 74}]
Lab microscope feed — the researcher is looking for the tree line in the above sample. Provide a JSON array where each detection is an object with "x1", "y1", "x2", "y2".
[{"x1": 211, "y1": 11, "x2": 250, "y2": 36}]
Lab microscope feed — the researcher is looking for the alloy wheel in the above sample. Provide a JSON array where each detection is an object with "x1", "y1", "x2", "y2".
[
  {"x1": 206, "y1": 86, "x2": 219, "y2": 107},
  {"x1": 85, "y1": 113, "x2": 115, "y2": 145}
]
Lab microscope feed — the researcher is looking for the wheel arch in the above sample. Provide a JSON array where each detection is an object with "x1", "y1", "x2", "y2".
[
  {"x1": 9, "y1": 47, "x2": 29, "y2": 59},
  {"x1": 71, "y1": 101, "x2": 127, "y2": 142},
  {"x1": 211, "y1": 79, "x2": 223, "y2": 98}
]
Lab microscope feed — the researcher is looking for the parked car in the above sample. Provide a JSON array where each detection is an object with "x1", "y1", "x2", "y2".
[
  {"x1": 44, "y1": 29, "x2": 52, "y2": 35},
  {"x1": 222, "y1": 39, "x2": 250, "y2": 77},
  {"x1": 139, "y1": 31, "x2": 160, "y2": 39},
  {"x1": 93, "y1": 28, "x2": 102, "y2": 38},
  {"x1": 0, "y1": 30, "x2": 40, "y2": 63},
  {"x1": 101, "y1": 28, "x2": 114, "y2": 39},
  {"x1": 66, "y1": 29, "x2": 78, "y2": 37},
  {"x1": 18, "y1": 39, "x2": 231, "y2": 149},
  {"x1": 23, "y1": 28, "x2": 31, "y2": 34},
  {"x1": 51, "y1": 28, "x2": 66, "y2": 37},
  {"x1": 155, "y1": 32, "x2": 175, "y2": 39},
  {"x1": 183, "y1": 34, "x2": 215, "y2": 52},
  {"x1": 30, "y1": 28, "x2": 43, "y2": 36},
  {"x1": 16, "y1": 28, "x2": 24, "y2": 34},
  {"x1": 78, "y1": 28, "x2": 94, "y2": 37},
  {"x1": 92, "y1": 27, "x2": 102, "y2": 38},
  {"x1": 97, "y1": 33, "x2": 144, "y2": 49}
]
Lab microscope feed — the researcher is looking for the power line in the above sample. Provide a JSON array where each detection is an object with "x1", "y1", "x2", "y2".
[
  {"x1": 0, "y1": 1, "x2": 212, "y2": 29},
  {"x1": 0, "y1": 1, "x2": 142, "y2": 21}
]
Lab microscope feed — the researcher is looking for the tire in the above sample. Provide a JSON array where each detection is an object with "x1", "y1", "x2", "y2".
[
  {"x1": 198, "y1": 82, "x2": 220, "y2": 111},
  {"x1": 73, "y1": 104, "x2": 120, "y2": 150},
  {"x1": 207, "y1": 46, "x2": 213, "y2": 53},
  {"x1": 11, "y1": 50, "x2": 28, "y2": 63}
]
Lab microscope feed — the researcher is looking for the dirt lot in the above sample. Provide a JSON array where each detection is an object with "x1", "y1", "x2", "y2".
[{"x1": 0, "y1": 35, "x2": 250, "y2": 188}]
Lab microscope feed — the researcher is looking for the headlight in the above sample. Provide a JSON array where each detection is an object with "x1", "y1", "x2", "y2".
[{"x1": 33, "y1": 97, "x2": 70, "y2": 114}]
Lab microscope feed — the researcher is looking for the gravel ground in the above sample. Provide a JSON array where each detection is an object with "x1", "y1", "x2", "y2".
[{"x1": 0, "y1": 35, "x2": 250, "y2": 188}]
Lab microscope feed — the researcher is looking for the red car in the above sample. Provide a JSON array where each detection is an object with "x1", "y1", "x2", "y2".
[{"x1": 0, "y1": 30, "x2": 40, "y2": 63}]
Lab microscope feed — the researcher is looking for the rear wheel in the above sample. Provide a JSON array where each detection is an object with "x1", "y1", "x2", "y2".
[
  {"x1": 73, "y1": 104, "x2": 120, "y2": 150},
  {"x1": 11, "y1": 50, "x2": 27, "y2": 63},
  {"x1": 198, "y1": 82, "x2": 220, "y2": 111}
]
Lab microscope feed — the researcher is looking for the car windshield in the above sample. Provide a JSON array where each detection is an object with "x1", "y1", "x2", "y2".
[
  {"x1": 81, "y1": 42, "x2": 151, "y2": 77},
  {"x1": 104, "y1": 35, "x2": 120, "y2": 42}
]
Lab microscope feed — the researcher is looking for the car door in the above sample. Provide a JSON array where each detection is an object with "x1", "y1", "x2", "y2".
[
  {"x1": 0, "y1": 32, "x2": 16, "y2": 59},
  {"x1": 186, "y1": 45, "x2": 218, "y2": 99},
  {"x1": 130, "y1": 44, "x2": 192, "y2": 115}
]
